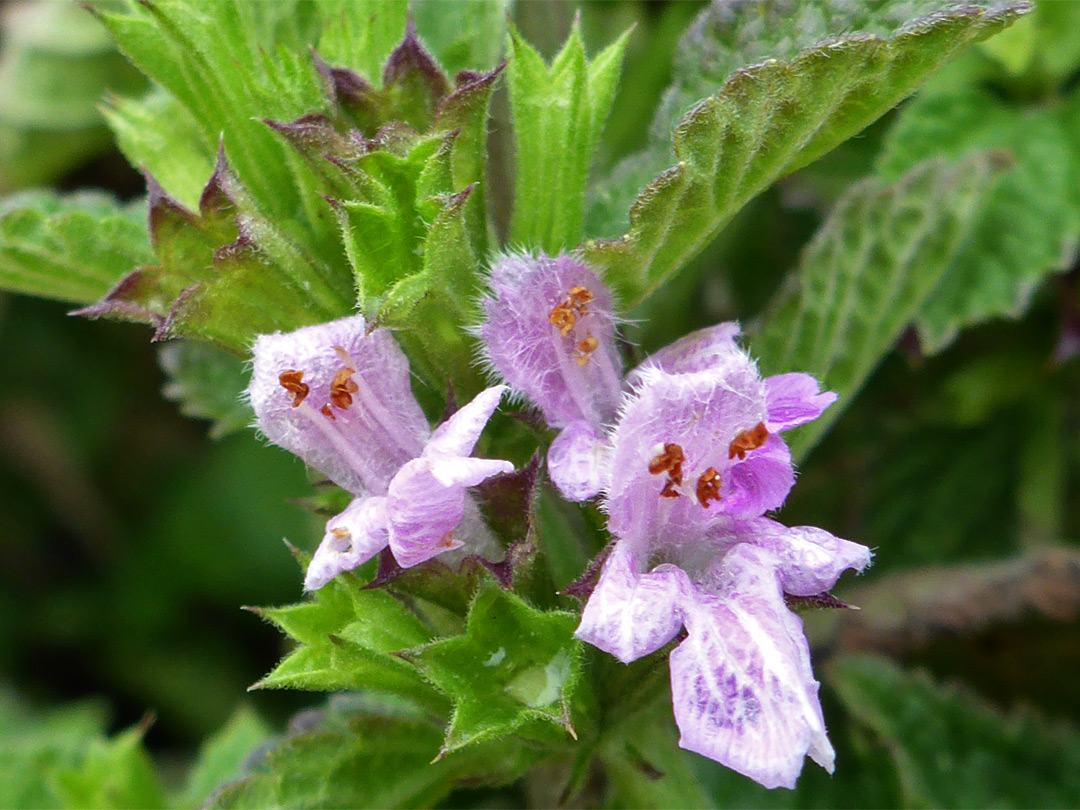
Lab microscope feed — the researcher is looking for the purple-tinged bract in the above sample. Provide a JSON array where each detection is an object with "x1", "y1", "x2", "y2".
[{"x1": 248, "y1": 314, "x2": 512, "y2": 590}]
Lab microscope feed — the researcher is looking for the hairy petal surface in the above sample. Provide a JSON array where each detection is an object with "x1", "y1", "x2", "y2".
[
  {"x1": 304, "y1": 496, "x2": 389, "y2": 591},
  {"x1": 670, "y1": 544, "x2": 833, "y2": 790},
  {"x1": 547, "y1": 420, "x2": 612, "y2": 501},
  {"x1": 425, "y1": 385, "x2": 507, "y2": 458},
  {"x1": 387, "y1": 455, "x2": 513, "y2": 568},
  {"x1": 632, "y1": 322, "x2": 743, "y2": 377},
  {"x1": 575, "y1": 540, "x2": 686, "y2": 664},
  {"x1": 739, "y1": 518, "x2": 872, "y2": 597},
  {"x1": 480, "y1": 252, "x2": 623, "y2": 428},
  {"x1": 249, "y1": 314, "x2": 429, "y2": 494},
  {"x1": 606, "y1": 364, "x2": 771, "y2": 542}
]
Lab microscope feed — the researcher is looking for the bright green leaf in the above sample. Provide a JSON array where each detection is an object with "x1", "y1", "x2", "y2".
[
  {"x1": 316, "y1": 0, "x2": 408, "y2": 86},
  {"x1": 51, "y1": 724, "x2": 166, "y2": 810},
  {"x1": 408, "y1": 580, "x2": 582, "y2": 755},
  {"x1": 0, "y1": 191, "x2": 151, "y2": 305},
  {"x1": 755, "y1": 155, "x2": 1002, "y2": 460},
  {"x1": 507, "y1": 23, "x2": 631, "y2": 252},
  {"x1": 583, "y1": 0, "x2": 1028, "y2": 308},
  {"x1": 104, "y1": 88, "x2": 213, "y2": 211},
  {"x1": 252, "y1": 570, "x2": 444, "y2": 713},
  {"x1": 831, "y1": 654, "x2": 1080, "y2": 808},
  {"x1": 0, "y1": 0, "x2": 147, "y2": 192}
]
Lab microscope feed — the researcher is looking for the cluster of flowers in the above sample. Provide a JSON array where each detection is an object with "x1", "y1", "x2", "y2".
[{"x1": 247, "y1": 253, "x2": 871, "y2": 790}]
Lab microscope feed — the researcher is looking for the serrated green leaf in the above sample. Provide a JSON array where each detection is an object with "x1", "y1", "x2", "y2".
[
  {"x1": 79, "y1": 164, "x2": 350, "y2": 352},
  {"x1": 253, "y1": 571, "x2": 444, "y2": 712},
  {"x1": 178, "y1": 706, "x2": 272, "y2": 810},
  {"x1": 158, "y1": 341, "x2": 250, "y2": 439},
  {"x1": 507, "y1": 23, "x2": 630, "y2": 252},
  {"x1": 92, "y1": 0, "x2": 344, "y2": 269},
  {"x1": 878, "y1": 88, "x2": 1073, "y2": 352},
  {"x1": 208, "y1": 697, "x2": 534, "y2": 810},
  {"x1": 831, "y1": 654, "x2": 1080, "y2": 808},
  {"x1": 755, "y1": 156, "x2": 1001, "y2": 460},
  {"x1": 409, "y1": 580, "x2": 582, "y2": 755},
  {"x1": 0, "y1": 191, "x2": 151, "y2": 305},
  {"x1": 583, "y1": 0, "x2": 1028, "y2": 308},
  {"x1": 104, "y1": 88, "x2": 213, "y2": 211}
]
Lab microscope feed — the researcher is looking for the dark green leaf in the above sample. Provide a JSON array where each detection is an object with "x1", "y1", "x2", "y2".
[
  {"x1": 178, "y1": 706, "x2": 272, "y2": 809},
  {"x1": 158, "y1": 341, "x2": 250, "y2": 439},
  {"x1": 755, "y1": 155, "x2": 1002, "y2": 460},
  {"x1": 209, "y1": 695, "x2": 534, "y2": 809},
  {"x1": 583, "y1": 0, "x2": 1028, "y2": 308},
  {"x1": 877, "y1": 88, "x2": 1074, "y2": 352}
]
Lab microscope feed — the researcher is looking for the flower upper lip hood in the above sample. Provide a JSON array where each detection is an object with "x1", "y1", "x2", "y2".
[
  {"x1": 478, "y1": 250, "x2": 837, "y2": 513},
  {"x1": 248, "y1": 313, "x2": 513, "y2": 590}
]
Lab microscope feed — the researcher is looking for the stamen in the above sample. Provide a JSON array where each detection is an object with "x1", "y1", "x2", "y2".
[
  {"x1": 330, "y1": 368, "x2": 360, "y2": 410},
  {"x1": 648, "y1": 443, "x2": 685, "y2": 484},
  {"x1": 568, "y1": 286, "x2": 594, "y2": 314},
  {"x1": 729, "y1": 422, "x2": 769, "y2": 460},
  {"x1": 278, "y1": 369, "x2": 310, "y2": 407},
  {"x1": 696, "y1": 467, "x2": 722, "y2": 507},
  {"x1": 649, "y1": 443, "x2": 686, "y2": 498},
  {"x1": 332, "y1": 345, "x2": 357, "y2": 372},
  {"x1": 660, "y1": 480, "x2": 681, "y2": 499},
  {"x1": 575, "y1": 335, "x2": 599, "y2": 366},
  {"x1": 329, "y1": 526, "x2": 351, "y2": 552},
  {"x1": 549, "y1": 303, "x2": 576, "y2": 337},
  {"x1": 320, "y1": 404, "x2": 336, "y2": 421}
]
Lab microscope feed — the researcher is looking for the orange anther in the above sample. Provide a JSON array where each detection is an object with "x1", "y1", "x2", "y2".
[
  {"x1": 278, "y1": 369, "x2": 310, "y2": 407},
  {"x1": 549, "y1": 303, "x2": 576, "y2": 337},
  {"x1": 648, "y1": 443, "x2": 685, "y2": 484},
  {"x1": 729, "y1": 422, "x2": 769, "y2": 460},
  {"x1": 660, "y1": 480, "x2": 682, "y2": 499},
  {"x1": 330, "y1": 368, "x2": 360, "y2": 409},
  {"x1": 320, "y1": 404, "x2": 337, "y2": 420},
  {"x1": 568, "y1": 286, "x2": 594, "y2": 314},
  {"x1": 696, "y1": 468, "x2": 722, "y2": 507}
]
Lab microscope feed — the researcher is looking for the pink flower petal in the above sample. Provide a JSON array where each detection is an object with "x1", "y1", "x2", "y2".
[
  {"x1": 304, "y1": 496, "x2": 389, "y2": 591},
  {"x1": 765, "y1": 373, "x2": 838, "y2": 433},
  {"x1": 670, "y1": 544, "x2": 834, "y2": 790}
]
